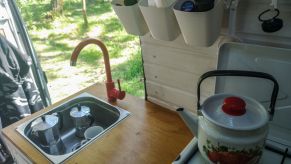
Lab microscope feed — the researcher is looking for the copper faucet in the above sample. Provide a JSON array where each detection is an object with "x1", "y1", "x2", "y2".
[{"x1": 70, "y1": 38, "x2": 126, "y2": 102}]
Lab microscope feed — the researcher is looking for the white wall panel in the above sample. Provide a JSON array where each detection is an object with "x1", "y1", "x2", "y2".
[
  {"x1": 144, "y1": 63, "x2": 214, "y2": 94},
  {"x1": 141, "y1": 35, "x2": 220, "y2": 112},
  {"x1": 146, "y1": 81, "x2": 196, "y2": 111}
]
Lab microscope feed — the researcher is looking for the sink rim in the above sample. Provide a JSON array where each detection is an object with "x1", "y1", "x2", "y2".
[{"x1": 16, "y1": 92, "x2": 130, "y2": 164}]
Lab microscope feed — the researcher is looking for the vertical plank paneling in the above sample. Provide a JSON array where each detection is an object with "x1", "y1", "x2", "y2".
[{"x1": 141, "y1": 34, "x2": 219, "y2": 112}]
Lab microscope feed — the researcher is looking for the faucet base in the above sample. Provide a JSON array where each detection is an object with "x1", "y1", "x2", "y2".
[
  {"x1": 106, "y1": 81, "x2": 116, "y2": 102},
  {"x1": 106, "y1": 81, "x2": 126, "y2": 102}
]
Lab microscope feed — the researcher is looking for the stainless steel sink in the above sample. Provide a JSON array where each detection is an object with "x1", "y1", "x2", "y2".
[{"x1": 16, "y1": 92, "x2": 130, "y2": 163}]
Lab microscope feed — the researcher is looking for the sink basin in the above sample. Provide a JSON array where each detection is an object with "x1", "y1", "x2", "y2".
[{"x1": 16, "y1": 92, "x2": 130, "y2": 163}]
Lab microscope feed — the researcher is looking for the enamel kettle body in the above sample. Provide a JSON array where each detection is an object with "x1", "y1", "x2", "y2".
[{"x1": 177, "y1": 70, "x2": 279, "y2": 164}]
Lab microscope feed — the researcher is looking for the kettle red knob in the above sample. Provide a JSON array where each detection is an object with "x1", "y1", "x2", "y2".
[{"x1": 222, "y1": 97, "x2": 246, "y2": 116}]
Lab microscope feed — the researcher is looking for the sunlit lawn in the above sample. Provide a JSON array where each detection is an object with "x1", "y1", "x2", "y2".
[{"x1": 17, "y1": 0, "x2": 144, "y2": 103}]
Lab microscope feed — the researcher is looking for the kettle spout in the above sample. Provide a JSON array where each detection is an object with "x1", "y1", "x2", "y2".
[{"x1": 176, "y1": 108, "x2": 198, "y2": 136}]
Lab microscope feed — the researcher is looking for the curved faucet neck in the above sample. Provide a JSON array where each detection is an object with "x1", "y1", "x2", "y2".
[{"x1": 70, "y1": 38, "x2": 113, "y2": 82}]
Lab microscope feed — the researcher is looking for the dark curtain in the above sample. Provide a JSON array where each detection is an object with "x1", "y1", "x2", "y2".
[
  {"x1": 0, "y1": 36, "x2": 44, "y2": 127},
  {"x1": 0, "y1": 35, "x2": 45, "y2": 163}
]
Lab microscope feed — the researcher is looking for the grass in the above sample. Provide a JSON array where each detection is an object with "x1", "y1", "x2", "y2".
[
  {"x1": 112, "y1": 49, "x2": 144, "y2": 97},
  {"x1": 17, "y1": 0, "x2": 144, "y2": 102}
]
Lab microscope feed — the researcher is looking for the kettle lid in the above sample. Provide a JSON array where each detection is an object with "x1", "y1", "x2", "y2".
[
  {"x1": 201, "y1": 93, "x2": 269, "y2": 130},
  {"x1": 70, "y1": 104, "x2": 90, "y2": 118},
  {"x1": 31, "y1": 115, "x2": 59, "y2": 131}
]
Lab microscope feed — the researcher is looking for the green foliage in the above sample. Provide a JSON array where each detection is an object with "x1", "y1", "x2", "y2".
[
  {"x1": 112, "y1": 50, "x2": 144, "y2": 97},
  {"x1": 16, "y1": 0, "x2": 144, "y2": 100}
]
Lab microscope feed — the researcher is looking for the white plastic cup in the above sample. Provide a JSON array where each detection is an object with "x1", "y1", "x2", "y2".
[{"x1": 84, "y1": 126, "x2": 104, "y2": 140}]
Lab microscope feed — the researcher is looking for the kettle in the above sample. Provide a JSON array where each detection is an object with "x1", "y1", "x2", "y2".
[
  {"x1": 70, "y1": 104, "x2": 94, "y2": 138},
  {"x1": 177, "y1": 70, "x2": 279, "y2": 164},
  {"x1": 31, "y1": 114, "x2": 65, "y2": 155}
]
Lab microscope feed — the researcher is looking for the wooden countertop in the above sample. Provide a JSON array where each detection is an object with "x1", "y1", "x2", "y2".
[{"x1": 2, "y1": 84, "x2": 193, "y2": 164}]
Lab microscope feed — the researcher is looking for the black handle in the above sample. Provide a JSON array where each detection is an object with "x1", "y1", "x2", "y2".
[
  {"x1": 197, "y1": 70, "x2": 279, "y2": 119},
  {"x1": 258, "y1": 9, "x2": 280, "y2": 22}
]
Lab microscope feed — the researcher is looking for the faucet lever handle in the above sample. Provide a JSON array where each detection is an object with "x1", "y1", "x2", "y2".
[{"x1": 117, "y1": 79, "x2": 122, "y2": 91}]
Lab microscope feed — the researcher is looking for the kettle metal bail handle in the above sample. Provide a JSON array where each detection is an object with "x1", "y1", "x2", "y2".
[{"x1": 197, "y1": 70, "x2": 279, "y2": 120}]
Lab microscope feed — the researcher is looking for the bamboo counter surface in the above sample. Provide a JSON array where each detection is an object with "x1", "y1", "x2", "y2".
[{"x1": 2, "y1": 84, "x2": 193, "y2": 164}]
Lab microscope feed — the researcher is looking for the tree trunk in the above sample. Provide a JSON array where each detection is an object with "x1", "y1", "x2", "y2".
[
  {"x1": 51, "y1": 0, "x2": 64, "y2": 14},
  {"x1": 82, "y1": 0, "x2": 89, "y2": 27}
]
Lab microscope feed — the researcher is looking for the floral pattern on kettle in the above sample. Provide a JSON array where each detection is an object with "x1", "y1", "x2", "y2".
[{"x1": 203, "y1": 140, "x2": 263, "y2": 164}]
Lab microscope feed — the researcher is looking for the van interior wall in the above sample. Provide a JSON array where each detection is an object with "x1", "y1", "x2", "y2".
[
  {"x1": 235, "y1": 0, "x2": 291, "y2": 48},
  {"x1": 1, "y1": 0, "x2": 51, "y2": 107},
  {"x1": 0, "y1": 1, "x2": 21, "y2": 49},
  {"x1": 140, "y1": 0, "x2": 291, "y2": 113}
]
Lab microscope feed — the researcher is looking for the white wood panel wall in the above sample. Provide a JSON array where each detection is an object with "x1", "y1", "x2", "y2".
[{"x1": 141, "y1": 34, "x2": 221, "y2": 112}]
